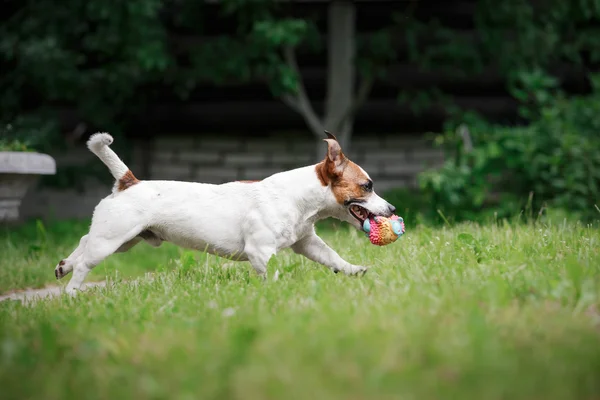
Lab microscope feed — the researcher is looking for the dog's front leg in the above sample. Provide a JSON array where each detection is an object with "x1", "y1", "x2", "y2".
[
  {"x1": 244, "y1": 234, "x2": 277, "y2": 280},
  {"x1": 291, "y1": 231, "x2": 367, "y2": 276}
]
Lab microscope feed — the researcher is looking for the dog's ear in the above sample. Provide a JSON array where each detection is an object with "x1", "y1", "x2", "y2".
[
  {"x1": 323, "y1": 134, "x2": 346, "y2": 174},
  {"x1": 324, "y1": 130, "x2": 338, "y2": 141}
]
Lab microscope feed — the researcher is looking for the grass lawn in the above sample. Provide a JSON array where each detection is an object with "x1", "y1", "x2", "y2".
[{"x1": 1, "y1": 218, "x2": 599, "y2": 400}]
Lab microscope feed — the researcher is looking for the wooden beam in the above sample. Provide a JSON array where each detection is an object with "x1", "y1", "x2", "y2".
[
  {"x1": 122, "y1": 96, "x2": 519, "y2": 135},
  {"x1": 146, "y1": 63, "x2": 589, "y2": 103},
  {"x1": 55, "y1": 95, "x2": 519, "y2": 137}
]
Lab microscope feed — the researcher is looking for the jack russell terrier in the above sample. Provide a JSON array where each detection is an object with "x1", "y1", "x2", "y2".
[{"x1": 54, "y1": 131, "x2": 396, "y2": 294}]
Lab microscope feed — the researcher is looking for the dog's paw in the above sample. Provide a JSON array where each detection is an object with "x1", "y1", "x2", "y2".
[
  {"x1": 343, "y1": 265, "x2": 368, "y2": 276},
  {"x1": 54, "y1": 260, "x2": 72, "y2": 280},
  {"x1": 64, "y1": 287, "x2": 79, "y2": 297}
]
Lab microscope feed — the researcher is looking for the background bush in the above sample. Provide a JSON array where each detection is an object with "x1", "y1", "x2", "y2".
[{"x1": 393, "y1": 73, "x2": 600, "y2": 225}]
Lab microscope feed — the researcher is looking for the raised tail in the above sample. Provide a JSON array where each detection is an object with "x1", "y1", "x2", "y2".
[{"x1": 87, "y1": 132, "x2": 139, "y2": 191}]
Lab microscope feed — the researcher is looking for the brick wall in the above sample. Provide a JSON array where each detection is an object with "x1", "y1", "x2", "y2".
[
  {"x1": 20, "y1": 133, "x2": 443, "y2": 220},
  {"x1": 148, "y1": 134, "x2": 443, "y2": 190}
]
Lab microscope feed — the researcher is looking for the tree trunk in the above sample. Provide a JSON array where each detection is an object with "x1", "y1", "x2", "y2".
[
  {"x1": 314, "y1": 139, "x2": 325, "y2": 163},
  {"x1": 324, "y1": 0, "x2": 356, "y2": 154},
  {"x1": 337, "y1": 119, "x2": 353, "y2": 151},
  {"x1": 279, "y1": 0, "x2": 361, "y2": 162}
]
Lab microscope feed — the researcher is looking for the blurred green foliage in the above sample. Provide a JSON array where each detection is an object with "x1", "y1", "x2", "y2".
[
  {"x1": 417, "y1": 84, "x2": 600, "y2": 224},
  {"x1": 0, "y1": 139, "x2": 32, "y2": 152},
  {"x1": 0, "y1": 0, "x2": 398, "y2": 191},
  {"x1": 394, "y1": 0, "x2": 600, "y2": 223},
  {"x1": 0, "y1": 116, "x2": 59, "y2": 152},
  {"x1": 2, "y1": 0, "x2": 599, "y2": 222},
  {"x1": 401, "y1": 0, "x2": 600, "y2": 80},
  {"x1": 1, "y1": 0, "x2": 171, "y2": 148},
  {"x1": 397, "y1": 0, "x2": 600, "y2": 116},
  {"x1": 0, "y1": 0, "x2": 394, "y2": 152}
]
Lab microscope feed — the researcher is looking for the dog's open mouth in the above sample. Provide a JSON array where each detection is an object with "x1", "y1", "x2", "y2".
[{"x1": 349, "y1": 204, "x2": 374, "y2": 224}]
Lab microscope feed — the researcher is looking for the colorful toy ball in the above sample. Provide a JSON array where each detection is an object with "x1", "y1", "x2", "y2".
[{"x1": 363, "y1": 215, "x2": 405, "y2": 246}]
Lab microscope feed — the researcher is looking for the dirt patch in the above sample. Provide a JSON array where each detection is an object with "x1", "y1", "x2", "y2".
[{"x1": 0, "y1": 281, "x2": 107, "y2": 304}]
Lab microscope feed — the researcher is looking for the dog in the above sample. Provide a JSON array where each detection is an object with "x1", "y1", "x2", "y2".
[{"x1": 54, "y1": 131, "x2": 396, "y2": 294}]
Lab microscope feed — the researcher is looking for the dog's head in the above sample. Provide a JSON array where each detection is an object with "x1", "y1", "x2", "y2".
[{"x1": 315, "y1": 131, "x2": 396, "y2": 230}]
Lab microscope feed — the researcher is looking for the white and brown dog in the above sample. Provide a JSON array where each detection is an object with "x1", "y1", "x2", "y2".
[{"x1": 55, "y1": 131, "x2": 396, "y2": 294}]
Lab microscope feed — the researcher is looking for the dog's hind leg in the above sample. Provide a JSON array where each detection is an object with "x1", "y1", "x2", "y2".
[
  {"x1": 54, "y1": 228, "x2": 159, "y2": 280},
  {"x1": 55, "y1": 234, "x2": 89, "y2": 280},
  {"x1": 63, "y1": 208, "x2": 146, "y2": 294},
  {"x1": 139, "y1": 229, "x2": 163, "y2": 247},
  {"x1": 114, "y1": 230, "x2": 163, "y2": 253},
  {"x1": 64, "y1": 246, "x2": 112, "y2": 296},
  {"x1": 58, "y1": 229, "x2": 160, "y2": 283},
  {"x1": 65, "y1": 228, "x2": 144, "y2": 295},
  {"x1": 115, "y1": 236, "x2": 143, "y2": 253}
]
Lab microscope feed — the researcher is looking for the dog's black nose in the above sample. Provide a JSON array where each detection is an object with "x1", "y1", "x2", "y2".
[{"x1": 388, "y1": 204, "x2": 396, "y2": 215}]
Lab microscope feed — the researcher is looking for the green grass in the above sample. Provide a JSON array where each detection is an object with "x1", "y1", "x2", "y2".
[
  {"x1": 1, "y1": 218, "x2": 600, "y2": 400},
  {"x1": 0, "y1": 219, "x2": 182, "y2": 293}
]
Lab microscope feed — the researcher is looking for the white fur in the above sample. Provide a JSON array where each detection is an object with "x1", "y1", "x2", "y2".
[
  {"x1": 55, "y1": 133, "x2": 395, "y2": 294},
  {"x1": 87, "y1": 133, "x2": 128, "y2": 191}
]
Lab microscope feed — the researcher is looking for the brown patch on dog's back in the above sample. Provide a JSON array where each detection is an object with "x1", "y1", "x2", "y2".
[{"x1": 118, "y1": 170, "x2": 140, "y2": 191}]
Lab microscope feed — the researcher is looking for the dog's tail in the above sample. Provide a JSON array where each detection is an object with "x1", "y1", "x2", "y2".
[{"x1": 87, "y1": 132, "x2": 139, "y2": 191}]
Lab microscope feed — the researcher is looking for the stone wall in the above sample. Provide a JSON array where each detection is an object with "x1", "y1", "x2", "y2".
[
  {"x1": 20, "y1": 133, "x2": 443, "y2": 221},
  {"x1": 149, "y1": 134, "x2": 443, "y2": 188}
]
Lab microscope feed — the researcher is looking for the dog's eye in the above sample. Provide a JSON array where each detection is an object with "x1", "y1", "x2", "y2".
[{"x1": 362, "y1": 180, "x2": 373, "y2": 192}]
